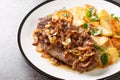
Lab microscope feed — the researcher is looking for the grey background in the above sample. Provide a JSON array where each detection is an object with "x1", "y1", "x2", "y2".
[{"x1": 0, "y1": 0, "x2": 120, "y2": 80}]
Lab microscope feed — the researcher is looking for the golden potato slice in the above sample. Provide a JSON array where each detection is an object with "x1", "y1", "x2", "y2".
[
  {"x1": 111, "y1": 38, "x2": 120, "y2": 51},
  {"x1": 100, "y1": 26, "x2": 113, "y2": 37},
  {"x1": 69, "y1": 6, "x2": 85, "y2": 26},
  {"x1": 54, "y1": 10, "x2": 73, "y2": 22},
  {"x1": 111, "y1": 18, "x2": 120, "y2": 38},
  {"x1": 91, "y1": 36, "x2": 109, "y2": 47},
  {"x1": 111, "y1": 19, "x2": 120, "y2": 33},
  {"x1": 107, "y1": 47, "x2": 119, "y2": 64},
  {"x1": 83, "y1": 4, "x2": 99, "y2": 27},
  {"x1": 100, "y1": 10, "x2": 113, "y2": 37},
  {"x1": 69, "y1": 6, "x2": 85, "y2": 19}
]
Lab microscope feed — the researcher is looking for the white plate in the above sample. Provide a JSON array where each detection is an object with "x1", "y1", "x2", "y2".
[{"x1": 18, "y1": 0, "x2": 120, "y2": 80}]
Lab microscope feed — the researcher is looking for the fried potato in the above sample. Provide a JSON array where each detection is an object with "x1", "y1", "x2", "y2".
[
  {"x1": 111, "y1": 19, "x2": 120, "y2": 33},
  {"x1": 69, "y1": 6, "x2": 85, "y2": 26},
  {"x1": 99, "y1": 10, "x2": 113, "y2": 37},
  {"x1": 107, "y1": 47, "x2": 119, "y2": 64},
  {"x1": 54, "y1": 10, "x2": 73, "y2": 22},
  {"x1": 69, "y1": 6, "x2": 85, "y2": 19},
  {"x1": 83, "y1": 4, "x2": 99, "y2": 26},
  {"x1": 111, "y1": 38, "x2": 120, "y2": 51},
  {"x1": 91, "y1": 36, "x2": 109, "y2": 47},
  {"x1": 111, "y1": 18, "x2": 120, "y2": 38}
]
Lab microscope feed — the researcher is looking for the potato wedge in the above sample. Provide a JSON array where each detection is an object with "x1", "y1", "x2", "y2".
[
  {"x1": 69, "y1": 6, "x2": 85, "y2": 26},
  {"x1": 91, "y1": 36, "x2": 109, "y2": 47},
  {"x1": 111, "y1": 18, "x2": 120, "y2": 38},
  {"x1": 69, "y1": 6, "x2": 85, "y2": 20},
  {"x1": 54, "y1": 10, "x2": 73, "y2": 22},
  {"x1": 107, "y1": 47, "x2": 119, "y2": 64},
  {"x1": 111, "y1": 38, "x2": 120, "y2": 51},
  {"x1": 101, "y1": 26, "x2": 113, "y2": 37},
  {"x1": 111, "y1": 18, "x2": 120, "y2": 33},
  {"x1": 99, "y1": 10, "x2": 113, "y2": 37},
  {"x1": 83, "y1": 4, "x2": 99, "y2": 26}
]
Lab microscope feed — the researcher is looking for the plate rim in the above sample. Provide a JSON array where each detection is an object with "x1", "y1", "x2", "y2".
[{"x1": 17, "y1": 0, "x2": 120, "y2": 80}]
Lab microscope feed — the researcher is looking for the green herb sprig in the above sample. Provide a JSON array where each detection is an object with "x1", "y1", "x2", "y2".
[
  {"x1": 111, "y1": 14, "x2": 120, "y2": 21},
  {"x1": 101, "y1": 52, "x2": 109, "y2": 65},
  {"x1": 89, "y1": 28, "x2": 102, "y2": 36},
  {"x1": 62, "y1": 13, "x2": 69, "y2": 18},
  {"x1": 94, "y1": 44, "x2": 104, "y2": 51},
  {"x1": 86, "y1": 8, "x2": 95, "y2": 18},
  {"x1": 90, "y1": 15, "x2": 99, "y2": 22},
  {"x1": 83, "y1": 23, "x2": 90, "y2": 29}
]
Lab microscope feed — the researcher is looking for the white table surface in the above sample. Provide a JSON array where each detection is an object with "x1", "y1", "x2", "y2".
[{"x1": 0, "y1": 0, "x2": 120, "y2": 80}]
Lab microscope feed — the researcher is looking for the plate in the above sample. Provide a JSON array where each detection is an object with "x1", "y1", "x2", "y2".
[{"x1": 18, "y1": 0, "x2": 120, "y2": 80}]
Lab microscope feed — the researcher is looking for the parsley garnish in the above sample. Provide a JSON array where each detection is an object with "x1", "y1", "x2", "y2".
[
  {"x1": 90, "y1": 16, "x2": 99, "y2": 22},
  {"x1": 117, "y1": 34, "x2": 120, "y2": 36},
  {"x1": 86, "y1": 8, "x2": 95, "y2": 17},
  {"x1": 119, "y1": 51, "x2": 120, "y2": 57},
  {"x1": 94, "y1": 44, "x2": 104, "y2": 51},
  {"x1": 111, "y1": 14, "x2": 114, "y2": 17},
  {"x1": 94, "y1": 28, "x2": 102, "y2": 36},
  {"x1": 89, "y1": 28, "x2": 102, "y2": 36},
  {"x1": 62, "y1": 13, "x2": 69, "y2": 17},
  {"x1": 83, "y1": 23, "x2": 90, "y2": 29},
  {"x1": 101, "y1": 52, "x2": 109, "y2": 65},
  {"x1": 89, "y1": 29, "x2": 95, "y2": 35},
  {"x1": 111, "y1": 14, "x2": 120, "y2": 21}
]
